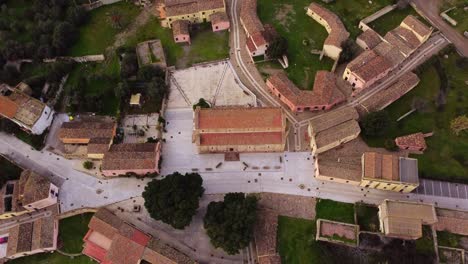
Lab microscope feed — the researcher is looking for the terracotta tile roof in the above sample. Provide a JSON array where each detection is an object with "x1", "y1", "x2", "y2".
[
  {"x1": 395, "y1": 132, "x2": 427, "y2": 149},
  {"x1": 359, "y1": 72, "x2": 420, "y2": 112},
  {"x1": 384, "y1": 28, "x2": 419, "y2": 56},
  {"x1": 240, "y1": 0, "x2": 264, "y2": 35},
  {"x1": 373, "y1": 41, "x2": 405, "y2": 66},
  {"x1": 2, "y1": 205, "x2": 58, "y2": 258},
  {"x1": 347, "y1": 50, "x2": 392, "y2": 82},
  {"x1": 106, "y1": 233, "x2": 146, "y2": 264},
  {"x1": 314, "y1": 120, "x2": 361, "y2": 149},
  {"x1": 200, "y1": 132, "x2": 283, "y2": 146},
  {"x1": 165, "y1": 0, "x2": 224, "y2": 17},
  {"x1": 102, "y1": 143, "x2": 159, "y2": 171},
  {"x1": 59, "y1": 119, "x2": 116, "y2": 141},
  {"x1": 308, "y1": 3, "x2": 349, "y2": 47},
  {"x1": 357, "y1": 29, "x2": 382, "y2": 49},
  {"x1": 144, "y1": 238, "x2": 196, "y2": 264},
  {"x1": 83, "y1": 240, "x2": 108, "y2": 262},
  {"x1": 87, "y1": 137, "x2": 112, "y2": 154},
  {"x1": 195, "y1": 107, "x2": 283, "y2": 131},
  {"x1": 17, "y1": 170, "x2": 51, "y2": 206},
  {"x1": 362, "y1": 152, "x2": 399, "y2": 181},
  {"x1": 210, "y1": 11, "x2": 228, "y2": 24},
  {"x1": 246, "y1": 36, "x2": 257, "y2": 53},
  {"x1": 171, "y1": 19, "x2": 190, "y2": 36},
  {"x1": 267, "y1": 71, "x2": 344, "y2": 107},
  {"x1": 251, "y1": 32, "x2": 267, "y2": 47},
  {"x1": 308, "y1": 106, "x2": 359, "y2": 135},
  {"x1": 401, "y1": 15, "x2": 431, "y2": 38},
  {"x1": 0, "y1": 96, "x2": 18, "y2": 118}
]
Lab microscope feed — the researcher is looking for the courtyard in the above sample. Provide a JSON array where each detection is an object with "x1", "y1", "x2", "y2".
[{"x1": 167, "y1": 61, "x2": 257, "y2": 109}]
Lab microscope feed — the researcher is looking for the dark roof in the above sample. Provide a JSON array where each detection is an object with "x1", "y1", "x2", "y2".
[
  {"x1": 101, "y1": 143, "x2": 158, "y2": 171},
  {"x1": 399, "y1": 157, "x2": 419, "y2": 184},
  {"x1": 59, "y1": 119, "x2": 116, "y2": 140},
  {"x1": 17, "y1": 170, "x2": 51, "y2": 205}
]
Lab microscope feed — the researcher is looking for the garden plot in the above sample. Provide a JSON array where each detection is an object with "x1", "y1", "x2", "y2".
[{"x1": 122, "y1": 113, "x2": 161, "y2": 143}]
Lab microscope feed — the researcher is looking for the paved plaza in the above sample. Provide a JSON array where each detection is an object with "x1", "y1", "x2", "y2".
[{"x1": 167, "y1": 60, "x2": 256, "y2": 109}]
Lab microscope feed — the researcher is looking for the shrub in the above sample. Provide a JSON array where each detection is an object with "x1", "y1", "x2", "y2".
[
  {"x1": 360, "y1": 111, "x2": 392, "y2": 137},
  {"x1": 83, "y1": 161, "x2": 94, "y2": 170}
]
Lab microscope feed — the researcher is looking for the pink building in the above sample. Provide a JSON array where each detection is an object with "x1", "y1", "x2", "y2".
[
  {"x1": 172, "y1": 20, "x2": 191, "y2": 44},
  {"x1": 210, "y1": 12, "x2": 230, "y2": 32},
  {"x1": 266, "y1": 71, "x2": 344, "y2": 113},
  {"x1": 101, "y1": 142, "x2": 161, "y2": 177},
  {"x1": 395, "y1": 132, "x2": 428, "y2": 152}
]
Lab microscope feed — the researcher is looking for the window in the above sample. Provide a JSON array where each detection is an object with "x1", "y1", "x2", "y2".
[
  {"x1": 169, "y1": 18, "x2": 172, "y2": 21},
  {"x1": 202, "y1": 12, "x2": 205, "y2": 15},
  {"x1": 215, "y1": 26, "x2": 218, "y2": 29},
  {"x1": 344, "y1": 77, "x2": 348, "y2": 81},
  {"x1": 175, "y1": 37, "x2": 179, "y2": 41}
]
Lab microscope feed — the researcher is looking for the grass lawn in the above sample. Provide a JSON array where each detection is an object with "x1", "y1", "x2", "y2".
[
  {"x1": 415, "y1": 225, "x2": 436, "y2": 256},
  {"x1": 368, "y1": 7, "x2": 419, "y2": 35},
  {"x1": 363, "y1": 51, "x2": 468, "y2": 183},
  {"x1": 441, "y1": 0, "x2": 468, "y2": 34},
  {"x1": 64, "y1": 62, "x2": 120, "y2": 116},
  {"x1": 310, "y1": 0, "x2": 394, "y2": 38},
  {"x1": 9, "y1": 213, "x2": 95, "y2": 264},
  {"x1": 437, "y1": 230, "x2": 466, "y2": 248},
  {"x1": 187, "y1": 23, "x2": 230, "y2": 65},
  {"x1": 257, "y1": 0, "x2": 334, "y2": 88},
  {"x1": 69, "y1": 2, "x2": 140, "y2": 56},
  {"x1": 125, "y1": 17, "x2": 183, "y2": 66},
  {"x1": 355, "y1": 203, "x2": 380, "y2": 232},
  {"x1": 277, "y1": 216, "x2": 325, "y2": 264},
  {"x1": 315, "y1": 199, "x2": 355, "y2": 224},
  {"x1": 59, "y1": 213, "x2": 94, "y2": 253}
]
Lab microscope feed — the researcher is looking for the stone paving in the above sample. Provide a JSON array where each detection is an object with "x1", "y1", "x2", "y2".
[
  {"x1": 122, "y1": 113, "x2": 161, "y2": 143},
  {"x1": 168, "y1": 60, "x2": 256, "y2": 109}
]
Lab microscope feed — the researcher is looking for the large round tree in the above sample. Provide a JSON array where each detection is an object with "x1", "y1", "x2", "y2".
[
  {"x1": 203, "y1": 193, "x2": 258, "y2": 255},
  {"x1": 143, "y1": 172, "x2": 204, "y2": 229}
]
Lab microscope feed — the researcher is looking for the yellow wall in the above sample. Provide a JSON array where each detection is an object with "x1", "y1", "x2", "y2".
[
  {"x1": 165, "y1": 7, "x2": 226, "y2": 28},
  {"x1": 359, "y1": 178, "x2": 418, "y2": 193},
  {"x1": 0, "y1": 210, "x2": 28, "y2": 220}
]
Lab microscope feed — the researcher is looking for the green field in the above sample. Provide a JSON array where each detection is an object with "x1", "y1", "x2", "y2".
[
  {"x1": 257, "y1": 0, "x2": 334, "y2": 88},
  {"x1": 69, "y1": 2, "x2": 140, "y2": 56},
  {"x1": 355, "y1": 203, "x2": 380, "y2": 232},
  {"x1": 415, "y1": 226, "x2": 436, "y2": 256},
  {"x1": 368, "y1": 7, "x2": 419, "y2": 35},
  {"x1": 437, "y1": 230, "x2": 466, "y2": 248},
  {"x1": 363, "y1": 51, "x2": 468, "y2": 183},
  {"x1": 187, "y1": 23, "x2": 230, "y2": 65},
  {"x1": 315, "y1": 199, "x2": 355, "y2": 224},
  {"x1": 277, "y1": 216, "x2": 325, "y2": 264},
  {"x1": 9, "y1": 213, "x2": 95, "y2": 264},
  {"x1": 441, "y1": 0, "x2": 468, "y2": 34}
]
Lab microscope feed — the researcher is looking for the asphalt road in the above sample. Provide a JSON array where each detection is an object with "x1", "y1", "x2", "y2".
[{"x1": 411, "y1": 0, "x2": 468, "y2": 57}]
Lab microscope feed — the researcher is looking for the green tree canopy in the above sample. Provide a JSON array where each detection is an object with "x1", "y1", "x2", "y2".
[
  {"x1": 265, "y1": 37, "x2": 288, "y2": 59},
  {"x1": 192, "y1": 98, "x2": 211, "y2": 110},
  {"x1": 203, "y1": 193, "x2": 258, "y2": 255},
  {"x1": 360, "y1": 110, "x2": 392, "y2": 137},
  {"x1": 143, "y1": 172, "x2": 204, "y2": 229}
]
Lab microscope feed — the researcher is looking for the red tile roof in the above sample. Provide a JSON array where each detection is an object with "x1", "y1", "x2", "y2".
[
  {"x1": 0, "y1": 96, "x2": 18, "y2": 118},
  {"x1": 363, "y1": 152, "x2": 399, "y2": 181},
  {"x1": 195, "y1": 107, "x2": 284, "y2": 131},
  {"x1": 347, "y1": 50, "x2": 392, "y2": 82},
  {"x1": 200, "y1": 132, "x2": 283, "y2": 146},
  {"x1": 172, "y1": 20, "x2": 190, "y2": 36},
  {"x1": 395, "y1": 132, "x2": 427, "y2": 150},
  {"x1": 401, "y1": 15, "x2": 431, "y2": 38},
  {"x1": 165, "y1": 0, "x2": 225, "y2": 17},
  {"x1": 240, "y1": 0, "x2": 264, "y2": 35},
  {"x1": 83, "y1": 240, "x2": 108, "y2": 262},
  {"x1": 102, "y1": 143, "x2": 159, "y2": 171},
  {"x1": 308, "y1": 3, "x2": 349, "y2": 48},
  {"x1": 267, "y1": 71, "x2": 344, "y2": 107},
  {"x1": 357, "y1": 29, "x2": 382, "y2": 49}
]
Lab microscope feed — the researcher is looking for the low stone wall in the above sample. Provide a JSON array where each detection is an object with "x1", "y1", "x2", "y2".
[
  {"x1": 359, "y1": 5, "x2": 397, "y2": 31},
  {"x1": 43, "y1": 55, "x2": 105, "y2": 63},
  {"x1": 316, "y1": 219, "x2": 360, "y2": 247},
  {"x1": 58, "y1": 207, "x2": 98, "y2": 219}
]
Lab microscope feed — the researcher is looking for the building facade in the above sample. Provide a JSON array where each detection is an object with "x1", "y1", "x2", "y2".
[
  {"x1": 193, "y1": 107, "x2": 287, "y2": 153},
  {"x1": 306, "y1": 3, "x2": 349, "y2": 60},
  {"x1": 0, "y1": 84, "x2": 54, "y2": 135},
  {"x1": 101, "y1": 142, "x2": 162, "y2": 177},
  {"x1": 266, "y1": 71, "x2": 345, "y2": 113},
  {"x1": 360, "y1": 152, "x2": 419, "y2": 193}
]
